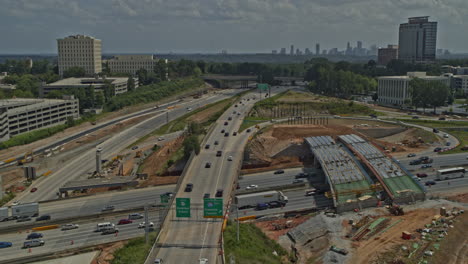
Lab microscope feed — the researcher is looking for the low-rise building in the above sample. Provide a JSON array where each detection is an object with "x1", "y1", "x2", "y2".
[
  {"x1": 378, "y1": 72, "x2": 449, "y2": 106},
  {"x1": 377, "y1": 45, "x2": 398, "y2": 66},
  {"x1": 40, "y1": 77, "x2": 137, "y2": 97},
  {"x1": 451, "y1": 75, "x2": 468, "y2": 95},
  {"x1": 0, "y1": 97, "x2": 79, "y2": 142},
  {"x1": 105, "y1": 55, "x2": 163, "y2": 75}
]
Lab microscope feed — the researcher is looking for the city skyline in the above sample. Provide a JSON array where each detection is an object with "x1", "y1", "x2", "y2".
[{"x1": 1, "y1": 1, "x2": 468, "y2": 54}]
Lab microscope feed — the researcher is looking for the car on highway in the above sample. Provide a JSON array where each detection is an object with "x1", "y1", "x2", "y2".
[
  {"x1": 274, "y1": 169, "x2": 285, "y2": 174},
  {"x1": 214, "y1": 140, "x2": 219, "y2": 145},
  {"x1": 421, "y1": 158, "x2": 433, "y2": 164},
  {"x1": 292, "y1": 179, "x2": 305, "y2": 184},
  {"x1": 131, "y1": 146, "x2": 139, "y2": 150},
  {"x1": 27, "y1": 233, "x2": 43, "y2": 240},
  {"x1": 216, "y1": 151, "x2": 222, "y2": 157},
  {"x1": 128, "y1": 213, "x2": 144, "y2": 220},
  {"x1": 268, "y1": 201, "x2": 285, "y2": 208},
  {"x1": 0, "y1": 242, "x2": 12, "y2": 248},
  {"x1": 138, "y1": 222, "x2": 154, "y2": 229},
  {"x1": 439, "y1": 117, "x2": 446, "y2": 120},
  {"x1": 295, "y1": 173, "x2": 309, "y2": 179},
  {"x1": 412, "y1": 116, "x2": 419, "y2": 119},
  {"x1": 118, "y1": 219, "x2": 133, "y2": 225},
  {"x1": 102, "y1": 205, "x2": 115, "y2": 212},
  {"x1": 407, "y1": 153, "x2": 416, "y2": 157},
  {"x1": 255, "y1": 203, "x2": 269, "y2": 211},
  {"x1": 30, "y1": 187, "x2": 38, "y2": 193},
  {"x1": 221, "y1": 129, "x2": 225, "y2": 133},
  {"x1": 162, "y1": 192, "x2": 174, "y2": 198},
  {"x1": 154, "y1": 258, "x2": 163, "y2": 264},
  {"x1": 246, "y1": 184, "x2": 258, "y2": 190},
  {"x1": 421, "y1": 164, "x2": 432, "y2": 169},
  {"x1": 443, "y1": 133, "x2": 449, "y2": 138},
  {"x1": 12, "y1": 201, "x2": 20, "y2": 206},
  {"x1": 36, "y1": 214, "x2": 51, "y2": 221},
  {"x1": 185, "y1": 183, "x2": 193, "y2": 192},
  {"x1": 17, "y1": 216, "x2": 31, "y2": 222},
  {"x1": 233, "y1": 131, "x2": 237, "y2": 136},
  {"x1": 425, "y1": 181, "x2": 436, "y2": 186},
  {"x1": 224, "y1": 121, "x2": 228, "y2": 126},
  {"x1": 199, "y1": 258, "x2": 208, "y2": 264},
  {"x1": 101, "y1": 227, "x2": 119, "y2": 235},
  {"x1": 446, "y1": 142, "x2": 451, "y2": 146},
  {"x1": 433, "y1": 128, "x2": 439, "y2": 133},
  {"x1": 158, "y1": 137, "x2": 164, "y2": 141},
  {"x1": 224, "y1": 132, "x2": 229, "y2": 137},
  {"x1": 205, "y1": 162, "x2": 212, "y2": 168},
  {"x1": 203, "y1": 193, "x2": 210, "y2": 199},
  {"x1": 305, "y1": 189, "x2": 317, "y2": 196},
  {"x1": 228, "y1": 117, "x2": 232, "y2": 121},
  {"x1": 246, "y1": 129, "x2": 251, "y2": 133},
  {"x1": 227, "y1": 156, "x2": 233, "y2": 161},
  {"x1": 205, "y1": 144, "x2": 210, "y2": 149},
  {"x1": 434, "y1": 147, "x2": 442, "y2": 152},
  {"x1": 23, "y1": 239, "x2": 44, "y2": 248},
  {"x1": 61, "y1": 224, "x2": 79, "y2": 231},
  {"x1": 416, "y1": 173, "x2": 428, "y2": 178},
  {"x1": 187, "y1": 107, "x2": 192, "y2": 111},
  {"x1": 215, "y1": 189, "x2": 224, "y2": 197}
]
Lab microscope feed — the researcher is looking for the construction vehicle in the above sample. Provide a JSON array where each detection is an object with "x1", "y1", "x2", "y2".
[
  {"x1": 388, "y1": 204, "x2": 404, "y2": 216},
  {"x1": 17, "y1": 151, "x2": 34, "y2": 166}
]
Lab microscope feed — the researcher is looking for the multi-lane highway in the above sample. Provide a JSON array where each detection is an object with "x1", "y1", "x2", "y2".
[
  {"x1": 16, "y1": 89, "x2": 242, "y2": 203},
  {"x1": 152, "y1": 87, "x2": 287, "y2": 264}
]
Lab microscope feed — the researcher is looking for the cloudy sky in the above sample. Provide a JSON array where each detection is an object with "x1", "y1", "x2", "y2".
[{"x1": 1, "y1": 0, "x2": 467, "y2": 54}]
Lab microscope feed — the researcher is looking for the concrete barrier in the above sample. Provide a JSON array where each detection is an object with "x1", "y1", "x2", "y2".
[
  {"x1": 32, "y1": 225, "x2": 59, "y2": 231},
  {"x1": 237, "y1": 215, "x2": 256, "y2": 222}
]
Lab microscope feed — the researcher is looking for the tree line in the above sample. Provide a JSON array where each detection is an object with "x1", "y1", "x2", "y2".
[{"x1": 409, "y1": 78, "x2": 450, "y2": 113}]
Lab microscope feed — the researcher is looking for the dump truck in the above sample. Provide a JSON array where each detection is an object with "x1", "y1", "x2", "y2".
[
  {"x1": 11, "y1": 203, "x2": 39, "y2": 218},
  {"x1": 0, "y1": 207, "x2": 8, "y2": 222},
  {"x1": 235, "y1": 191, "x2": 288, "y2": 209}
]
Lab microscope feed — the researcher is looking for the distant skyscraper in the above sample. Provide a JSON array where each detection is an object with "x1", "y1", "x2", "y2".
[
  {"x1": 316, "y1": 44, "x2": 320, "y2": 55},
  {"x1": 290, "y1": 45, "x2": 294, "y2": 55},
  {"x1": 357, "y1": 41, "x2": 362, "y2": 49},
  {"x1": 272, "y1": 50, "x2": 278, "y2": 54},
  {"x1": 57, "y1": 34, "x2": 102, "y2": 77},
  {"x1": 305, "y1": 48, "x2": 311, "y2": 55},
  {"x1": 296, "y1": 48, "x2": 301, "y2": 55},
  {"x1": 280, "y1": 48, "x2": 286, "y2": 55},
  {"x1": 369, "y1": 44, "x2": 378, "y2": 56},
  {"x1": 322, "y1": 49, "x2": 327, "y2": 55},
  {"x1": 346, "y1": 42, "x2": 352, "y2": 55},
  {"x1": 398, "y1": 16, "x2": 437, "y2": 63},
  {"x1": 378, "y1": 45, "x2": 399, "y2": 66}
]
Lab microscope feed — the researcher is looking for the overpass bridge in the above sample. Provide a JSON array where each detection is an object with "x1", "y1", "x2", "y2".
[{"x1": 201, "y1": 74, "x2": 303, "y2": 88}]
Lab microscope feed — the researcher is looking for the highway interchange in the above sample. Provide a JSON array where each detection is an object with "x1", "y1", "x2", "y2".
[{"x1": 0, "y1": 85, "x2": 468, "y2": 263}]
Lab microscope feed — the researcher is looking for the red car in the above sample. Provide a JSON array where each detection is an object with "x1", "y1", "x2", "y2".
[
  {"x1": 118, "y1": 219, "x2": 133, "y2": 225},
  {"x1": 416, "y1": 173, "x2": 428, "y2": 178},
  {"x1": 30, "y1": 187, "x2": 38, "y2": 193}
]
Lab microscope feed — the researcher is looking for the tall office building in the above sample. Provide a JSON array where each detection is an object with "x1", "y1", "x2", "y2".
[
  {"x1": 305, "y1": 48, "x2": 311, "y2": 55},
  {"x1": 57, "y1": 35, "x2": 102, "y2": 77},
  {"x1": 398, "y1": 16, "x2": 437, "y2": 63},
  {"x1": 316, "y1": 44, "x2": 320, "y2": 55},
  {"x1": 290, "y1": 45, "x2": 294, "y2": 55}
]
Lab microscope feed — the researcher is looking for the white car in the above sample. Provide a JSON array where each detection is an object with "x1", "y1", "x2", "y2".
[
  {"x1": 61, "y1": 224, "x2": 79, "y2": 231},
  {"x1": 199, "y1": 258, "x2": 208, "y2": 264},
  {"x1": 443, "y1": 134, "x2": 449, "y2": 138},
  {"x1": 227, "y1": 156, "x2": 233, "y2": 161},
  {"x1": 246, "y1": 184, "x2": 258, "y2": 190},
  {"x1": 138, "y1": 222, "x2": 154, "y2": 229},
  {"x1": 158, "y1": 137, "x2": 164, "y2": 141},
  {"x1": 11, "y1": 201, "x2": 20, "y2": 206}
]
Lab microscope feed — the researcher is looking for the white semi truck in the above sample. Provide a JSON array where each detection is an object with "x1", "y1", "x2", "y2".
[
  {"x1": 0, "y1": 207, "x2": 8, "y2": 221},
  {"x1": 11, "y1": 203, "x2": 39, "y2": 218},
  {"x1": 235, "y1": 191, "x2": 288, "y2": 209}
]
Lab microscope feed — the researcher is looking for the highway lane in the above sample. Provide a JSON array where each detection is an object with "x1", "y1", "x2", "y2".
[
  {"x1": 0, "y1": 185, "x2": 174, "y2": 230},
  {"x1": 153, "y1": 87, "x2": 288, "y2": 264},
  {"x1": 238, "y1": 168, "x2": 323, "y2": 190},
  {"x1": 0, "y1": 211, "x2": 161, "y2": 263},
  {"x1": 17, "y1": 90, "x2": 242, "y2": 203},
  {"x1": 398, "y1": 152, "x2": 468, "y2": 170}
]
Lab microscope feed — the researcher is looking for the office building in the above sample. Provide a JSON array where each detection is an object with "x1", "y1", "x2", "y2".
[
  {"x1": 316, "y1": 44, "x2": 320, "y2": 55},
  {"x1": 378, "y1": 45, "x2": 399, "y2": 66},
  {"x1": 378, "y1": 72, "x2": 449, "y2": 106},
  {"x1": 346, "y1": 42, "x2": 352, "y2": 55},
  {"x1": 57, "y1": 35, "x2": 102, "y2": 77},
  {"x1": 40, "y1": 77, "x2": 136, "y2": 97},
  {"x1": 290, "y1": 45, "x2": 294, "y2": 55},
  {"x1": 450, "y1": 75, "x2": 468, "y2": 95},
  {"x1": 106, "y1": 55, "x2": 162, "y2": 75},
  {"x1": 0, "y1": 97, "x2": 79, "y2": 142},
  {"x1": 398, "y1": 16, "x2": 437, "y2": 63},
  {"x1": 280, "y1": 48, "x2": 286, "y2": 55},
  {"x1": 441, "y1": 66, "x2": 468, "y2": 75},
  {"x1": 305, "y1": 48, "x2": 311, "y2": 55}
]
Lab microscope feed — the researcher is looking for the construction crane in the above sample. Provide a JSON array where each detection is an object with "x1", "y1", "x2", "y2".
[{"x1": 17, "y1": 151, "x2": 34, "y2": 166}]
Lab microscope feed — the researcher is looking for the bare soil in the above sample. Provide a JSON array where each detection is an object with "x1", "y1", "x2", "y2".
[
  {"x1": 255, "y1": 215, "x2": 312, "y2": 241},
  {"x1": 91, "y1": 241, "x2": 126, "y2": 264},
  {"x1": 188, "y1": 99, "x2": 231, "y2": 123}
]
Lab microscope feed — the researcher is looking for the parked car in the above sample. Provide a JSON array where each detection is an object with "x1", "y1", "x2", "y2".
[
  {"x1": 0, "y1": 242, "x2": 12, "y2": 248},
  {"x1": 433, "y1": 128, "x2": 439, "y2": 133},
  {"x1": 224, "y1": 122, "x2": 228, "y2": 126},
  {"x1": 439, "y1": 117, "x2": 446, "y2": 120},
  {"x1": 102, "y1": 205, "x2": 115, "y2": 211},
  {"x1": 446, "y1": 142, "x2": 451, "y2": 146},
  {"x1": 61, "y1": 224, "x2": 79, "y2": 231},
  {"x1": 215, "y1": 189, "x2": 224, "y2": 197},
  {"x1": 246, "y1": 129, "x2": 251, "y2": 133},
  {"x1": 26, "y1": 233, "x2": 43, "y2": 240},
  {"x1": 128, "y1": 213, "x2": 144, "y2": 220},
  {"x1": 412, "y1": 116, "x2": 419, "y2": 119},
  {"x1": 185, "y1": 183, "x2": 194, "y2": 192},
  {"x1": 205, "y1": 162, "x2": 212, "y2": 168},
  {"x1": 154, "y1": 259, "x2": 163, "y2": 264},
  {"x1": 416, "y1": 173, "x2": 428, "y2": 178},
  {"x1": 246, "y1": 184, "x2": 258, "y2": 190},
  {"x1": 36, "y1": 215, "x2": 51, "y2": 221},
  {"x1": 118, "y1": 219, "x2": 133, "y2": 225},
  {"x1": 199, "y1": 258, "x2": 209, "y2": 264},
  {"x1": 221, "y1": 129, "x2": 225, "y2": 133},
  {"x1": 158, "y1": 137, "x2": 164, "y2": 141},
  {"x1": 407, "y1": 153, "x2": 416, "y2": 157},
  {"x1": 274, "y1": 170, "x2": 285, "y2": 174},
  {"x1": 228, "y1": 117, "x2": 232, "y2": 121},
  {"x1": 30, "y1": 187, "x2": 38, "y2": 193},
  {"x1": 421, "y1": 164, "x2": 432, "y2": 169},
  {"x1": 425, "y1": 181, "x2": 436, "y2": 186}
]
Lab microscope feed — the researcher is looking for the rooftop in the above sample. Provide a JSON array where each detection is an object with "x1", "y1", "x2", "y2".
[
  {"x1": 45, "y1": 77, "x2": 128, "y2": 86},
  {"x1": 0, "y1": 98, "x2": 77, "y2": 115},
  {"x1": 58, "y1": 34, "x2": 99, "y2": 40}
]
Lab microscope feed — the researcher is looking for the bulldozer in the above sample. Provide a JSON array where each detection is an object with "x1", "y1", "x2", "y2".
[{"x1": 388, "y1": 204, "x2": 404, "y2": 216}]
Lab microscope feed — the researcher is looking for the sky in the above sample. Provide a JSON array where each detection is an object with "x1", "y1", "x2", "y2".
[{"x1": 1, "y1": 0, "x2": 467, "y2": 54}]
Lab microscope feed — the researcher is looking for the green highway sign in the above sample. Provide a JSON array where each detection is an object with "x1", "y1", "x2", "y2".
[
  {"x1": 160, "y1": 194, "x2": 170, "y2": 204},
  {"x1": 176, "y1": 198, "x2": 191, "y2": 218},
  {"x1": 203, "y1": 198, "x2": 223, "y2": 218},
  {"x1": 257, "y1": 83, "x2": 268, "y2": 91}
]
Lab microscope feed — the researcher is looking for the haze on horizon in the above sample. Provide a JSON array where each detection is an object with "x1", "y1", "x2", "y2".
[{"x1": 1, "y1": 0, "x2": 467, "y2": 54}]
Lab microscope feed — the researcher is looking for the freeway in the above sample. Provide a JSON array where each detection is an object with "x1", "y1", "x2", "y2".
[
  {"x1": 398, "y1": 152, "x2": 468, "y2": 170},
  {"x1": 16, "y1": 89, "x2": 242, "y2": 203},
  {"x1": 152, "y1": 87, "x2": 288, "y2": 264},
  {"x1": 0, "y1": 185, "x2": 174, "y2": 230},
  {"x1": 238, "y1": 168, "x2": 321, "y2": 190},
  {"x1": 0, "y1": 210, "x2": 161, "y2": 264}
]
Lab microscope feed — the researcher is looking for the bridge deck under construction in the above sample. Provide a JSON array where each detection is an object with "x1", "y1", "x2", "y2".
[
  {"x1": 305, "y1": 136, "x2": 374, "y2": 205},
  {"x1": 338, "y1": 134, "x2": 425, "y2": 199}
]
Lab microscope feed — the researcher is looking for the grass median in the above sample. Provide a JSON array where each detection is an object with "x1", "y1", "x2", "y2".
[{"x1": 111, "y1": 232, "x2": 157, "y2": 264}]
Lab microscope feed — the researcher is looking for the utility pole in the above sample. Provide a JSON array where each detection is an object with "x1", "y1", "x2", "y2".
[
  {"x1": 236, "y1": 204, "x2": 240, "y2": 242},
  {"x1": 144, "y1": 204, "x2": 149, "y2": 244}
]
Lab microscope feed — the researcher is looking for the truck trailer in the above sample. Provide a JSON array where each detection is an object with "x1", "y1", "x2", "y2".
[
  {"x1": 0, "y1": 207, "x2": 8, "y2": 221},
  {"x1": 11, "y1": 203, "x2": 39, "y2": 218},
  {"x1": 235, "y1": 191, "x2": 288, "y2": 209}
]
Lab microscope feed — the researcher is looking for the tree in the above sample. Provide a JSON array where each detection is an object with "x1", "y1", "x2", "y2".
[
  {"x1": 183, "y1": 135, "x2": 200, "y2": 157},
  {"x1": 46, "y1": 90, "x2": 64, "y2": 99},
  {"x1": 95, "y1": 91, "x2": 105, "y2": 107},
  {"x1": 63, "y1": 67, "x2": 85, "y2": 78},
  {"x1": 65, "y1": 116, "x2": 76, "y2": 127},
  {"x1": 127, "y1": 77, "x2": 135, "y2": 92},
  {"x1": 428, "y1": 81, "x2": 450, "y2": 113}
]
